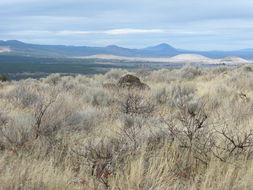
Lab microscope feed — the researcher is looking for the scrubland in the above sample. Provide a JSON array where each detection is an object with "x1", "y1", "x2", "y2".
[{"x1": 1, "y1": 65, "x2": 253, "y2": 189}]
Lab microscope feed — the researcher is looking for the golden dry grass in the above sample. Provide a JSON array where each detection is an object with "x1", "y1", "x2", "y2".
[{"x1": 0, "y1": 65, "x2": 253, "y2": 189}]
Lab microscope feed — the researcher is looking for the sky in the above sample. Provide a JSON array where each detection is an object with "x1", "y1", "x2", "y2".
[{"x1": 1, "y1": 0, "x2": 253, "y2": 50}]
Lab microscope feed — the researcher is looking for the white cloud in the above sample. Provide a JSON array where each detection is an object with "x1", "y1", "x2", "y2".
[
  {"x1": 6, "y1": 29, "x2": 216, "y2": 37},
  {"x1": 8, "y1": 30, "x2": 53, "y2": 35},
  {"x1": 56, "y1": 30, "x2": 93, "y2": 35},
  {"x1": 104, "y1": 29, "x2": 165, "y2": 35},
  {"x1": 5, "y1": 29, "x2": 165, "y2": 36}
]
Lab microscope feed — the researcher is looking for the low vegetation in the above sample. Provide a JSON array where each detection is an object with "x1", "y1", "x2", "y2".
[
  {"x1": 0, "y1": 75, "x2": 7, "y2": 82},
  {"x1": 0, "y1": 65, "x2": 253, "y2": 189}
]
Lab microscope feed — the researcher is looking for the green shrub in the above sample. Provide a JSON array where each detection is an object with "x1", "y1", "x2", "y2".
[{"x1": 0, "y1": 75, "x2": 7, "y2": 82}]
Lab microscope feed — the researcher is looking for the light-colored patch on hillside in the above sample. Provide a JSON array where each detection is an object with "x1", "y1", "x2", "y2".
[
  {"x1": 0, "y1": 46, "x2": 11, "y2": 53},
  {"x1": 74, "y1": 54, "x2": 253, "y2": 65},
  {"x1": 74, "y1": 54, "x2": 174, "y2": 62},
  {"x1": 220, "y1": 56, "x2": 249, "y2": 64},
  {"x1": 168, "y1": 54, "x2": 211, "y2": 62}
]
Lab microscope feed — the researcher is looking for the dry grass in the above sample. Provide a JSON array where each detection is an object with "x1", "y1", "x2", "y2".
[{"x1": 1, "y1": 65, "x2": 253, "y2": 189}]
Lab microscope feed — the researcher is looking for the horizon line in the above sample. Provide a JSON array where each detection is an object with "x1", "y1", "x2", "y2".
[{"x1": 0, "y1": 39, "x2": 252, "y2": 52}]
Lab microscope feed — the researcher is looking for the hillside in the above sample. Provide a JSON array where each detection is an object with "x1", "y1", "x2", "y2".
[
  {"x1": 220, "y1": 56, "x2": 250, "y2": 64},
  {"x1": 168, "y1": 54, "x2": 211, "y2": 63},
  {"x1": 0, "y1": 46, "x2": 11, "y2": 53},
  {"x1": 1, "y1": 40, "x2": 253, "y2": 59},
  {"x1": 77, "y1": 54, "x2": 253, "y2": 65}
]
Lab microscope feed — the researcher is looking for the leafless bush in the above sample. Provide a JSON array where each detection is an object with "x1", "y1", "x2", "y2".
[
  {"x1": 32, "y1": 92, "x2": 82, "y2": 137},
  {"x1": 161, "y1": 95, "x2": 214, "y2": 167},
  {"x1": 73, "y1": 137, "x2": 127, "y2": 189},
  {"x1": 213, "y1": 124, "x2": 253, "y2": 162},
  {"x1": 119, "y1": 93, "x2": 154, "y2": 116},
  {"x1": 165, "y1": 92, "x2": 253, "y2": 165},
  {"x1": 32, "y1": 98, "x2": 57, "y2": 140},
  {"x1": 117, "y1": 114, "x2": 145, "y2": 150}
]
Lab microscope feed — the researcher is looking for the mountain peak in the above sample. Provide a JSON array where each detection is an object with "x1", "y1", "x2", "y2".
[
  {"x1": 106, "y1": 45, "x2": 121, "y2": 48},
  {"x1": 0, "y1": 40, "x2": 26, "y2": 47},
  {"x1": 6, "y1": 40, "x2": 24, "y2": 45},
  {"x1": 156, "y1": 43, "x2": 173, "y2": 48},
  {"x1": 144, "y1": 43, "x2": 176, "y2": 51}
]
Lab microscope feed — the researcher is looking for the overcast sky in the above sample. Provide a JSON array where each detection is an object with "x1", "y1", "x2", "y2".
[{"x1": 1, "y1": 0, "x2": 253, "y2": 50}]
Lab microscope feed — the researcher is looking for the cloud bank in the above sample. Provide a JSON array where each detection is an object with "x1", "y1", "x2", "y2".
[{"x1": 1, "y1": 0, "x2": 253, "y2": 50}]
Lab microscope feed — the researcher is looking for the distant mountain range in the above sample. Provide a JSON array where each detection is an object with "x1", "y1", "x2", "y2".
[{"x1": 0, "y1": 40, "x2": 253, "y2": 59}]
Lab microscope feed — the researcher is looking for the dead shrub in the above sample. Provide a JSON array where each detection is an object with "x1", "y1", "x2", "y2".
[{"x1": 119, "y1": 93, "x2": 154, "y2": 116}]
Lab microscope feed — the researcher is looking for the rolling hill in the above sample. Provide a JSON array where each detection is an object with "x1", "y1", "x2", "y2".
[{"x1": 1, "y1": 40, "x2": 253, "y2": 59}]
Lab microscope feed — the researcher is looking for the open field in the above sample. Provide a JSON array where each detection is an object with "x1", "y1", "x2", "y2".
[
  {"x1": 1, "y1": 65, "x2": 253, "y2": 189},
  {"x1": 0, "y1": 55, "x2": 240, "y2": 80},
  {"x1": 0, "y1": 55, "x2": 136, "y2": 80}
]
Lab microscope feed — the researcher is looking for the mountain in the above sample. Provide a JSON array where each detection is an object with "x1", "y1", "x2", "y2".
[
  {"x1": 142, "y1": 43, "x2": 178, "y2": 57},
  {"x1": 1, "y1": 40, "x2": 253, "y2": 59},
  {"x1": 144, "y1": 43, "x2": 176, "y2": 51}
]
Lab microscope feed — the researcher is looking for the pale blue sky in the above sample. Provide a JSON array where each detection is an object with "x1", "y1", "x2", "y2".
[{"x1": 1, "y1": 0, "x2": 253, "y2": 50}]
